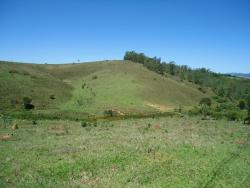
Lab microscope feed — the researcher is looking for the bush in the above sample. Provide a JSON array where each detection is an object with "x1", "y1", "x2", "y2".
[
  {"x1": 244, "y1": 94, "x2": 250, "y2": 124},
  {"x1": 199, "y1": 97, "x2": 212, "y2": 106},
  {"x1": 210, "y1": 111, "x2": 223, "y2": 120},
  {"x1": 200, "y1": 104, "x2": 211, "y2": 118},
  {"x1": 9, "y1": 69, "x2": 19, "y2": 74},
  {"x1": 188, "y1": 106, "x2": 200, "y2": 116},
  {"x1": 92, "y1": 75, "x2": 98, "y2": 80},
  {"x1": 50, "y1": 94, "x2": 56, "y2": 100},
  {"x1": 81, "y1": 120, "x2": 92, "y2": 127},
  {"x1": 226, "y1": 110, "x2": 240, "y2": 121},
  {"x1": 238, "y1": 100, "x2": 245, "y2": 110},
  {"x1": 23, "y1": 97, "x2": 34, "y2": 110}
]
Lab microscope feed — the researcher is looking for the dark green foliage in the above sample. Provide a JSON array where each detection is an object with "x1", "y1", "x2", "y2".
[
  {"x1": 169, "y1": 62, "x2": 175, "y2": 75},
  {"x1": 124, "y1": 51, "x2": 163, "y2": 74},
  {"x1": 92, "y1": 75, "x2": 98, "y2": 80},
  {"x1": 226, "y1": 110, "x2": 240, "y2": 121},
  {"x1": 245, "y1": 94, "x2": 250, "y2": 124},
  {"x1": 50, "y1": 94, "x2": 56, "y2": 100},
  {"x1": 23, "y1": 97, "x2": 34, "y2": 110},
  {"x1": 81, "y1": 121, "x2": 89, "y2": 127},
  {"x1": 9, "y1": 69, "x2": 19, "y2": 74},
  {"x1": 238, "y1": 100, "x2": 245, "y2": 110},
  {"x1": 199, "y1": 97, "x2": 212, "y2": 106}
]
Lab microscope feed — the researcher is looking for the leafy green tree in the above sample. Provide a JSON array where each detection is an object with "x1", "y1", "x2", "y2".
[{"x1": 169, "y1": 61, "x2": 175, "y2": 75}]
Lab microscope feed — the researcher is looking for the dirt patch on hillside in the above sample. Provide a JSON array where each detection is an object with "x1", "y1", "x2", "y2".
[{"x1": 145, "y1": 102, "x2": 172, "y2": 112}]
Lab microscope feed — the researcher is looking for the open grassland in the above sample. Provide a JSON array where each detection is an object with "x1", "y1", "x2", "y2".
[
  {"x1": 0, "y1": 61, "x2": 212, "y2": 115},
  {"x1": 1, "y1": 117, "x2": 249, "y2": 187}
]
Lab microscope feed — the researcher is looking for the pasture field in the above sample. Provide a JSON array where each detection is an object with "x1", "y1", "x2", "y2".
[
  {"x1": 0, "y1": 60, "x2": 212, "y2": 114},
  {"x1": 1, "y1": 116, "x2": 249, "y2": 187}
]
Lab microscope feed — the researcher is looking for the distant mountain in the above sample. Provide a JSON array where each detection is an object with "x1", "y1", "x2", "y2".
[{"x1": 229, "y1": 73, "x2": 250, "y2": 79}]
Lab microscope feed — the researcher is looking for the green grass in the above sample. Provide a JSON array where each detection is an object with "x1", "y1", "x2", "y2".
[
  {"x1": 1, "y1": 117, "x2": 249, "y2": 187},
  {"x1": 0, "y1": 60, "x2": 212, "y2": 115}
]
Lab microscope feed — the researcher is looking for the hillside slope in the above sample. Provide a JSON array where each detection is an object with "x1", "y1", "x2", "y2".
[{"x1": 0, "y1": 60, "x2": 213, "y2": 115}]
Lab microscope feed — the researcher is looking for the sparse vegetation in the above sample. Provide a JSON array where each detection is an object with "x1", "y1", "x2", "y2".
[
  {"x1": 0, "y1": 117, "x2": 249, "y2": 187},
  {"x1": 92, "y1": 75, "x2": 98, "y2": 80}
]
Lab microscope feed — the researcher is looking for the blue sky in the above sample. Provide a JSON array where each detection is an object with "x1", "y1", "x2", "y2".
[{"x1": 0, "y1": 0, "x2": 249, "y2": 73}]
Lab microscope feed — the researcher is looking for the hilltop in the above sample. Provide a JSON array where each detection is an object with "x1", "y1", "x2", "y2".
[
  {"x1": 229, "y1": 73, "x2": 250, "y2": 79},
  {"x1": 0, "y1": 60, "x2": 212, "y2": 116}
]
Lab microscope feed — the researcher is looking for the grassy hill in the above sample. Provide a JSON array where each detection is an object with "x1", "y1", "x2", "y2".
[{"x1": 0, "y1": 60, "x2": 213, "y2": 115}]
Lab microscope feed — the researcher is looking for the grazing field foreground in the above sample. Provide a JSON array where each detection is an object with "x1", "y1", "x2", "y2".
[{"x1": 0, "y1": 117, "x2": 249, "y2": 187}]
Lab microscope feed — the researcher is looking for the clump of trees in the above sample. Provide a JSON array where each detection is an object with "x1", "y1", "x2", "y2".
[
  {"x1": 124, "y1": 51, "x2": 250, "y2": 102},
  {"x1": 124, "y1": 51, "x2": 250, "y2": 122}
]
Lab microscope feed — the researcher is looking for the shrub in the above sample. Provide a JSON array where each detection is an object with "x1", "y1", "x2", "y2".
[
  {"x1": 216, "y1": 97, "x2": 227, "y2": 103},
  {"x1": 198, "y1": 86, "x2": 206, "y2": 93},
  {"x1": 200, "y1": 104, "x2": 211, "y2": 118},
  {"x1": 81, "y1": 121, "x2": 88, "y2": 127},
  {"x1": 188, "y1": 106, "x2": 200, "y2": 116},
  {"x1": 199, "y1": 97, "x2": 212, "y2": 106},
  {"x1": 244, "y1": 94, "x2": 250, "y2": 124},
  {"x1": 92, "y1": 75, "x2": 98, "y2": 80},
  {"x1": 210, "y1": 111, "x2": 223, "y2": 120},
  {"x1": 23, "y1": 97, "x2": 34, "y2": 110},
  {"x1": 238, "y1": 100, "x2": 245, "y2": 110},
  {"x1": 50, "y1": 94, "x2": 56, "y2": 100},
  {"x1": 9, "y1": 69, "x2": 19, "y2": 74},
  {"x1": 80, "y1": 120, "x2": 95, "y2": 128},
  {"x1": 226, "y1": 110, "x2": 240, "y2": 121}
]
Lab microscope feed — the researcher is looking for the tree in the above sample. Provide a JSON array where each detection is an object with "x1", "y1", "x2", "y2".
[{"x1": 169, "y1": 61, "x2": 175, "y2": 75}]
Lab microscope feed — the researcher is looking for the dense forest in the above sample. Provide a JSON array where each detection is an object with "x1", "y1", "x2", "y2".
[{"x1": 124, "y1": 51, "x2": 250, "y2": 122}]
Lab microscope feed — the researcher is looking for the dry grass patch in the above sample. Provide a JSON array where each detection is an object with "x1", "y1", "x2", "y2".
[{"x1": 48, "y1": 124, "x2": 69, "y2": 136}]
